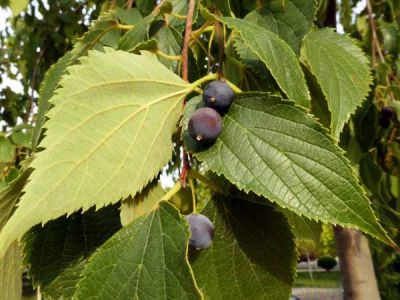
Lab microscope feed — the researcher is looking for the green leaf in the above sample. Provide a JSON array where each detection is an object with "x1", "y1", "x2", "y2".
[
  {"x1": 212, "y1": 0, "x2": 233, "y2": 16},
  {"x1": 220, "y1": 17, "x2": 311, "y2": 107},
  {"x1": 120, "y1": 182, "x2": 165, "y2": 226},
  {"x1": 0, "y1": 241, "x2": 22, "y2": 300},
  {"x1": 194, "y1": 93, "x2": 392, "y2": 245},
  {"x1": 0, "y1": 136, "x2": 15, "y2": 162},
  {"x1": 33, "y1": 11, "x2": 120, "y2": 150},
  {"x1": 301, "y1": 28, "x2": 372, "y2": 138},
  {"x1": 23, "y1": 205, "x2": 121, "y2": 300},
  {"x1": 303, "y1": 65, "x2": 331, "y2": 128},
  {"x1": 70, "y1": 11, "x2": 119, "y2": 62},
  {"x1": 340, "y1": 0, "x2": 352, "y2": 32},
  {"x1": 282, "y1": 209, "x2": 322, "y2": 244},
  {"x1": 74, "y1": 202, "x2": 202, "y2": 300},
  {"x1": 189, "y1": 195, "x2": 296, "y2": 300},
  {"x1": 0, "y1": 49, "x2": 191, "y2": 259},
  {"x1": 246, "y1": 0, "x2": 316, "y2": 54},
  {"x1": 136, "y1": 0, "x2": 155, "y2": 16},
  {"x1": 115, "y1": 7, "x2": 143, "y2": 25},
  {"x1": 119, "y1": 2, "x2": 172, "y2": 51},
  {"x1": 11, "y1": 125, "x2": 33, "y2": 148},
  {"x1": 154, "y1": 25, "x2": 183, "y2": 71},
  {"x1": 119, "y1": 15, "x2": 156, "y2": 50},
  {"x1": 9, "y1": 0, "x2": 29, "y2": 16}
]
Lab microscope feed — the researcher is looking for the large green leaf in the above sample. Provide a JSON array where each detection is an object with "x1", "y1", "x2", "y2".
[
  {"x1": 23, "y1": 205, "x2": 121, "y2": 300},
  {"x1": 246, "y1": 0, "x2": 316, "y2": 54},
  {"x1": 33, "y1": 11, "x2": 120, "y2": 150},
  {"x1": 189, "y1": 196, "x2": 296, "y2": 300},
  {"x1": 0, "y1": 49, "x2": 191, "y2": 259},
  {"x1": 74, "y1": 202, "x2": 202, "y2": 299},
  {"x1": 193, "y1": 93, "x2": 392, "y2": 245},
  {"x1": 0, "y1": 241, "x2": 22, "y2": 300},
  {"x1": 220, "y1": 17, "x2": 311, "y2": 107},
  {"x1": 301, "y1": 28, "x2": 372, "y2": 138}
]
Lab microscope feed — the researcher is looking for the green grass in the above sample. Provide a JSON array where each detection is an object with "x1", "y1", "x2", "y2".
[{"x1": 295, "y1": 271, "x2": 342, "y2": 288}]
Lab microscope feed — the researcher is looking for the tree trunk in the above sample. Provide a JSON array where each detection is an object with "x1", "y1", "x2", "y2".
[{"x1": 334, "y1": 227, "x2": 381, "y2": 300}]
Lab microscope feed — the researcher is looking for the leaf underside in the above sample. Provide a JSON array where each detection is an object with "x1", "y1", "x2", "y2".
[
  {"x1": 194, "y1": 93, "x2": 391, "y2": 245},
  {"x1": 74, "y1": 202, "x2": 202, "y2": 300},
  {"x1": 0, "y1": 48, "x2": 190, "y2": 259}
]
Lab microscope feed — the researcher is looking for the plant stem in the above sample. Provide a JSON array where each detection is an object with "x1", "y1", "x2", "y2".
[
  {"x1": 169, "y1": 12, "x2": 187, "y2": 20},
  {"x1": 189, "y1": 73, "x2": 218, "y2": 89},
  {"x1": 156, "y1": 50, "x2": 182, "y2": 61},
  {"x1": 188, "y1": 169, "x2": 223, "y2": 194},
  {"x1": 152, "y1": 0, "x2": 167, "y2": 14},
  {"x1": 182, "y1": 0, "x2": 196, "y2": 83},
  {"x1": 116, "y1": 24, "x2": 134, "y2": 30},
  {"x1": 225, "y1": 80, "x2": 242, "y2": 93},
  {"x1": 366, "y1": 0, "x2": 385, "y2": 65},
  {"x1": 189, "y1": 178, "x2": 196, "y2": 213},
  {"x1": 161, "y1": 181, "x2": 182, "y2": 201}
]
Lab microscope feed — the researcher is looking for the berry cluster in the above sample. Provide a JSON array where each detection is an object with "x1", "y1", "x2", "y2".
[
  {"x1": 188, "y1": 80, "x2": 235, "y2": 146},
  {"x1": 185, "y1": 81, "x2": 235, "y2": 249}
]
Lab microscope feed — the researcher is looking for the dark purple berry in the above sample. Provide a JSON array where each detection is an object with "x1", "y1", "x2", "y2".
[
  {"x1": 185, "y1": 214, "x2": 214, "y2": 249},
  {"x1": 203, "y1": 80, "x2": 235, "y2": 115},
  {"x1": 379, "y1": 107, "x2": 394, "y2": 128},
  {"x1": 188, "y1": 107, "x2": 222, "y2": 144}
]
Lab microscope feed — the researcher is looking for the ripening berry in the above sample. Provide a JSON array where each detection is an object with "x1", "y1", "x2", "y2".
[
  {"x1": 186, "y1": 213, "x2": 214, "y2": 249},
  {"x1": 188, "y1": 107, "x2": 222, "y2": 144},
  {"x1": 203, "y1": 80, "x2": 235, "y2": 115}
]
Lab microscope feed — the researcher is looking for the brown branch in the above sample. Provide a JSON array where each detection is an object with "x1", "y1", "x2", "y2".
[
  {"x1": 214, "y1": 22, "x2": 224, "y2": 78},
  {"x1": 152, "y1": 0, "x2": 167, "y2": 14},
  {"x1": 125, "y1": 0, "x2": 134, "y2": 8},
  {"x1": 110, "y1": 0, "x2": 117, "y2": 9},
  {"x1": 366, "y1": 0, "x2": 385, "y2": 65},
  {"x1": 180, "y1": 0, "x2": 196, "y2": 187},
  {"x1": 182, "y1": 0, "x2": 196, "y2": 82}
]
